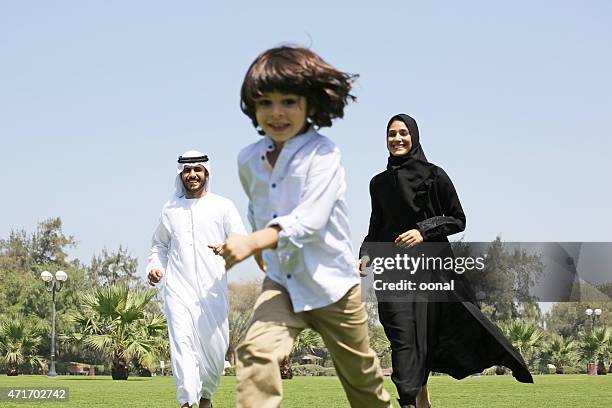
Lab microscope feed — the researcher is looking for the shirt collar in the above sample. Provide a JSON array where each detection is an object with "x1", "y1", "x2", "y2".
[{"x1": 262, "y1": 125, "x2": 317, "y2": 155}]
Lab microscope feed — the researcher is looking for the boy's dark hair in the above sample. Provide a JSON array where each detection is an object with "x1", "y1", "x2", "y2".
[{"x1": 240, "y1": 46, "x2": 358, "y2": 131}]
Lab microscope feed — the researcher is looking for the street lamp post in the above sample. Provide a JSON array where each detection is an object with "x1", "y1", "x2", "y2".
[
  {"x1": 585, "y1": 307, "x2": 604, "y2": 375},
  {"x1": 40, "y1": 270, "x2": 68, "y2": 377},
  {"x1": 585, "y1": 307, "x2": 603, "y2": 331}
]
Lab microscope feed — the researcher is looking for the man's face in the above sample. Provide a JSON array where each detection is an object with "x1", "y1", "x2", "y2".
[{"x1": 181, "y1": 164, "x2": 207, "y2": 198}]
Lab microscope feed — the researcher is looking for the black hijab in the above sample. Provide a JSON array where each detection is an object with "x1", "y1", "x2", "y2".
[{"x1": 386, "y1": 114, "x2": 435, "y2": 213}]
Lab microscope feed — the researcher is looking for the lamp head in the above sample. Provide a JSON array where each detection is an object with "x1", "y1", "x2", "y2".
[
  {"x1": 55, "y1": 271, "x2": 68, "y2": 282},
  {"x1": 594, "y1": 308, "x2": 602, "y2": 316},
  {"x1": 585, "y1": 308, "x2": 593, "y2": 316},
  {"x1": 40, "y1": 271, "x2": 53, "y2": 282}
]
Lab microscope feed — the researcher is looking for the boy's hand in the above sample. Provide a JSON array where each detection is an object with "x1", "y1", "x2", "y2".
[
  {"x1": 254, "y1": 251, "x2": 267, "y2": 273},
  {"x1": 148, "y1": 269, "x2": 163, "y2": 286},
  {"x1": 220, "y1": 234, "x2": 258, "y2": 270},
  {"x1": 395, "y1": 229, "x2": 423, "y2": 248}
]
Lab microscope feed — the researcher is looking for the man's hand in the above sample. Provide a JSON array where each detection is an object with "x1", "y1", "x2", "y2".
[
  {"x1": 148, "y1": 269, "x2": 163, "y2": 286},
  {"x1": 208, "y1": 243, "x2": 223, "y2": 255},
  {"x1": 395, "y1": 229, "x2": 424, "y2": 248},
  {"x1": 356, "y1": 255, "x2": 370, "y2": 277},
  {"x1": 219, "y1": 234, "x2": 258, "y2": 270}
]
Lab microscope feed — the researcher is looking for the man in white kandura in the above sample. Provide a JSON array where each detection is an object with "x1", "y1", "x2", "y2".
[{"x1": 147, "y1": 150, "x2": 246, "y2": 408}]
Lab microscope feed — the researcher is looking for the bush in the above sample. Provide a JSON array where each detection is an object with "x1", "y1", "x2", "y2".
[
  {"x1": 224, "y1": 366, "x2": 236, "y2": 376},
  {"x1": 293, "y1": 364, "x2": 327, "y2": 376}
]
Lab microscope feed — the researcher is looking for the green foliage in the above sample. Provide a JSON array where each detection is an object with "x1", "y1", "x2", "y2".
[
  {"x1": 462, "y1": 238, "x2": 543, "y2": 322},
  {"x1": 65, "y1": 283, "x2": 168, "y2": 379},
  {"x1": 88, "y1": 246, "x2": 139, "y2": 286},
  {"x1": 546, "y1": 302, "x2": 609, "y2": 339},
  {"x1": 292, "y1": 329, "x2": 323, "y2": 357},
  {"x1": 0, "y1": 314, "x2": 47, "y2": 375},
  {"x1": 226, "y1": 279, "x2": 261, "y2": 365},
  {"x1": 500, "y1": 319, "x2": 545, "y2": 370},
  {"x1": 579, "y1": 327, "x2": 611, "y2": 364},
  {"x1": 542, "y1": 334, "x2": 578, "y2": 373}
]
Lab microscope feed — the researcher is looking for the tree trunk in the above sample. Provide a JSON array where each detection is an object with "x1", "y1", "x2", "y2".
[
  {"x1": 555, "y1": 366, "x2": 564, "y2": 374},
  {"x1": 111, "y1": 355, "x2": 129, "y2": 380},
  {"x1": 280, "y1": 356, "x2": 293, "y2": 380},
  {"x1": 597, "y1": 360, "x2": 607, "y2": 375},
  {"x1": 6, "y1": 364, "x2": 18, "y2": 376},
  {"x1": 226, "y1": 346, "x2": 236, "y2": 366}
]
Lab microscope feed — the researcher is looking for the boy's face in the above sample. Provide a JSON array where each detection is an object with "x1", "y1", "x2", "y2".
[
  {"x1": 181, "y1": 164, "x2": 207, "y2": 197},
  {"x1": 254, "y1": 92, "x2": 309, "y2": 145}
]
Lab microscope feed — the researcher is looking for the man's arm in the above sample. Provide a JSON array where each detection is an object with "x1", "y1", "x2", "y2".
[{"x1": 147, "y1": 217, "x2": 171, "y2": 286}]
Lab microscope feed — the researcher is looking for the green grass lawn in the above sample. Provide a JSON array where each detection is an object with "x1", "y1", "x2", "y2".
[{"x1": 0, "y1": 374, "x2": 611, "y2": 407}]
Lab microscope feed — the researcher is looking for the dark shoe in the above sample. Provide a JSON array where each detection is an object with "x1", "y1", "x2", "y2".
[{"x1": 398, "y1": 399, "x2": 416, "y2": 408}]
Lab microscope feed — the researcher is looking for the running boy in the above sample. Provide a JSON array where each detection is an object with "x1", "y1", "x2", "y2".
[{"x1": 217, "y1": 46, "x2": 391, "y2": 408}]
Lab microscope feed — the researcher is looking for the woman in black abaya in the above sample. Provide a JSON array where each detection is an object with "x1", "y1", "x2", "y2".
[{"x1": 359, "y1": 114, "x2": 532, "y2": 408}]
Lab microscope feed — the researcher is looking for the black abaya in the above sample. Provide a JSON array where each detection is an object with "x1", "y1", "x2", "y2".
[{"x1": 361, "y1": 114, "x2": 532, "y2": 406}]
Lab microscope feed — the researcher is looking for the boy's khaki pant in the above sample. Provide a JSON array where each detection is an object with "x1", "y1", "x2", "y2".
[{"x1": 236, "y1": 278, "x2": 391, "y2": 408}]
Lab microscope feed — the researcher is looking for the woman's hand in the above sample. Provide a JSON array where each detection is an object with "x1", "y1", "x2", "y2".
[
  {"x1": 356, "y1": 255, "x2": 370, "y2": 277},
  {"x1": 395, "y1": 229, "x2": 423, "y2": 248}
]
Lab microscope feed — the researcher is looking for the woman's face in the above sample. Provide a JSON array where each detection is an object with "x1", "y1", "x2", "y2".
[{"x1": 387, "y1": 120, "x2": 412, "y2": 156}]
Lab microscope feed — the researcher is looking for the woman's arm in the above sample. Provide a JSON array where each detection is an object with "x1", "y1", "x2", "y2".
[
  {"x1": 416, "y1": 168, "x2": 466, "y2": 240},
  {"x1": 359, "y1": 177, "x2": 383, "y2": 258}
]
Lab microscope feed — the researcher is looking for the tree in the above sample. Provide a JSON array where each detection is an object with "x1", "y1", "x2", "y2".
[
  {"x1": 281, "y1": 329, "x2": 325, "y2": 379},
  {"x1": 227, "y1": 280, "x2": 261, "y2": 365},
  {"x1": 0, "y1": 314, "x2": 47, "y2": 375},
  {"x1": 291, "y1": 329, "x2": 323, "y2": 358},
  {"x1": 66, "y1": 284, "x2": 167, "y2": 380},
  {"x1": 543, "y1": 334, "x2": 578, "y2": 374},
  {"x1": 546, "y1": 303, "x2": 609, "y2": 340},
  {"x1": 88, "y1": 246, "x2": 138, "y2": 286},
  {"x1": 500, "y1": 319, "x2": 545, "y2": 371},
  {"x1": 459, "y1": 238, "x2": 543, "y2": 323},
  {"x1": 364, "y1": 299, "x2": 391, "y2": 368},
  {"x1": 579, "y1": 327, "x2": 611, "y2": 375},
  {"x1": 30, "y1": 218, "x2": 76, "y2": 267}
]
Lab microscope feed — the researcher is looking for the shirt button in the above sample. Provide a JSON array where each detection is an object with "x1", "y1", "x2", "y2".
[
  {"x1": 271, "y1": 183, "x2": 276, "y2": 188},
  {"x1": 261, "y1": 155, "x2": 265, "y2": 160},
  {"x1": 272, "y1": 214, "x2": 277, "y2": 218},
  {"x1": 287, "y1": 274, "x2": 292, "y2": 279}
]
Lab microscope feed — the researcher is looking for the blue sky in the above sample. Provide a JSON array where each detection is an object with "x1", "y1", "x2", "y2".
[{"x1": 1, "y1": 1, "x2": 611, "y2": 282}]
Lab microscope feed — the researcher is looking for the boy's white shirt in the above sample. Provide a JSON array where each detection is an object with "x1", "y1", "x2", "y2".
[{"x1": 238, "y1": 126, "x2": 360, "y2": 312}]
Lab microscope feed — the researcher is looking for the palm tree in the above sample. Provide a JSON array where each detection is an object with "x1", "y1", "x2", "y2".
[
  {"x1": 579, "y1": 327, "x2": 610, "y2": 375},
  {"x1": 0, "y1": 314, "x2": 47, "y2": 375},
  {"x1": 590, "y1": 327, "x2": 610, "y2": 375},
  {"x1": 543, "y1": 334, "x2": 577, "y2": 374},
  {"x1": 66, "y1": 284, "x2": 167, "y2": 380},
  {"x1": 500, "y1": 320, "x2": 544, "y2": 372},
  {"x1": 607, "y1": 334, "x2": 612, "y2": 374},
  {"x1": 280, "y1": 329, "x2": 324, "y2": 379},
  {"x1": 292, "y1": 329, "x2": 323, "y2": 358}
]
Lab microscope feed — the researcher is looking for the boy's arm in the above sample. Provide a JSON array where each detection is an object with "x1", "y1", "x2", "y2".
[
  {"x1": 221, "y1": 226, "x2": 280, "y2": 270},
  {"x1": 267, "y1": 144, "x2": 343, "y2": 250}
]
